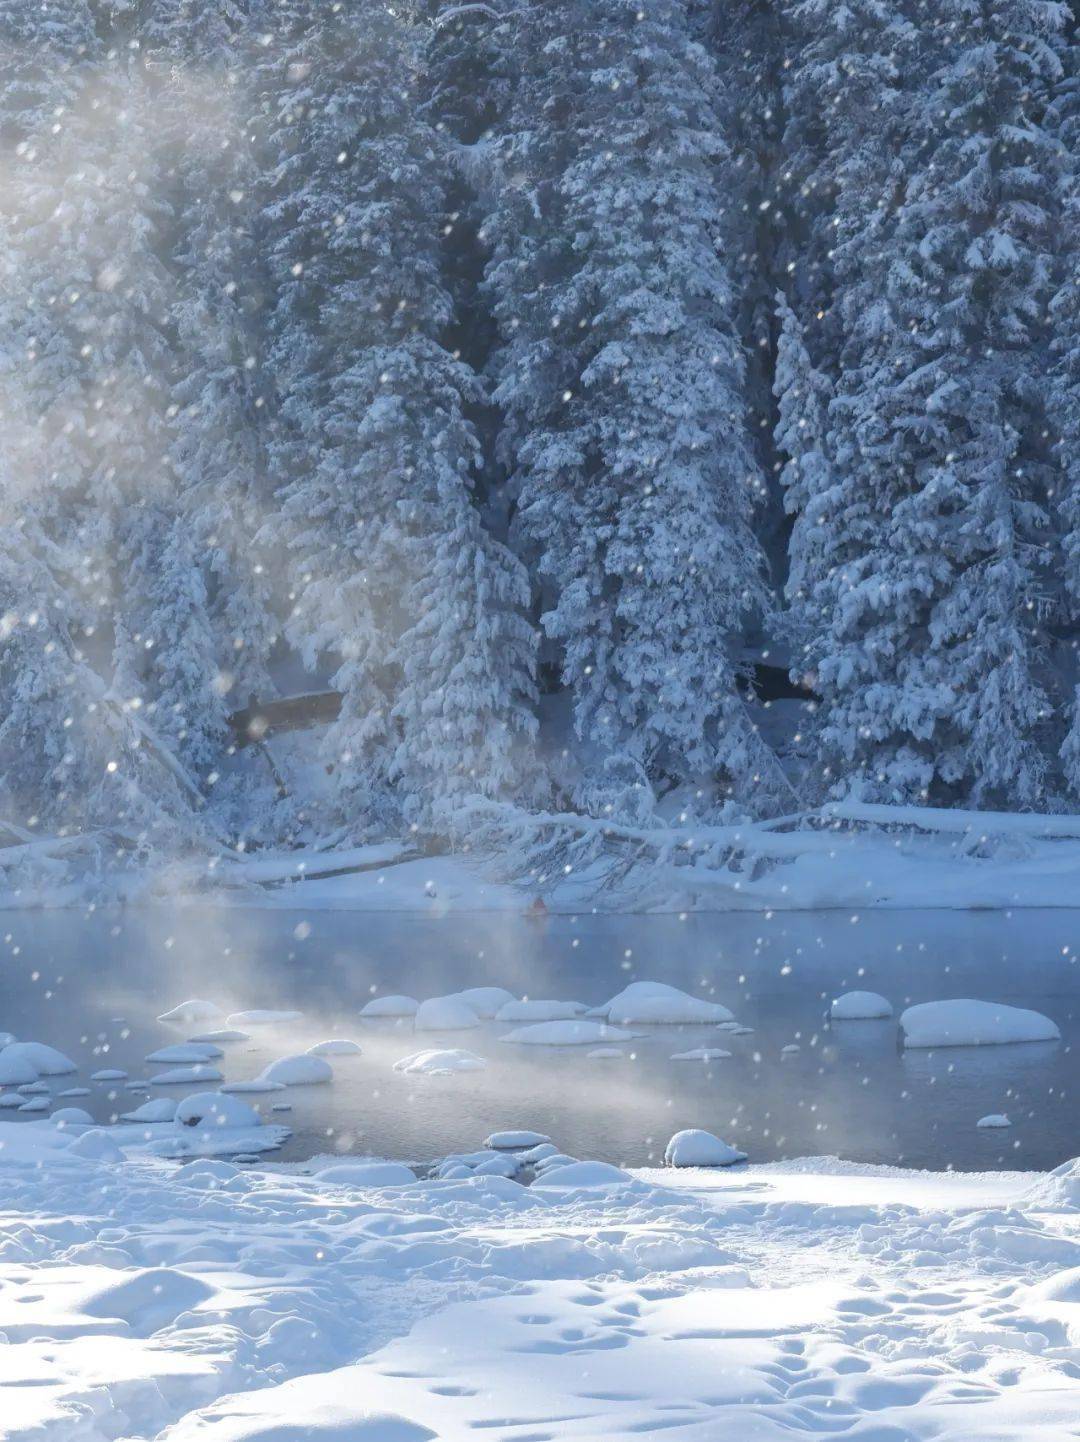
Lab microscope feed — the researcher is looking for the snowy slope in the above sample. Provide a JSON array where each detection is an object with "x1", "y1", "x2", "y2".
[{"x1": 3, "y1": 1120, "x2": 1080, "y2": 1440}]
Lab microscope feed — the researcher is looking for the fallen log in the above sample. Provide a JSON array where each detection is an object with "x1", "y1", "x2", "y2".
[{"x1": 228, "y1": 691, "x2": 343, "y2": 745}]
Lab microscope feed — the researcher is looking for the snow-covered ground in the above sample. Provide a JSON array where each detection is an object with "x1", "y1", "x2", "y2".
[
  {"x1": 181, "y1": 818, "x2": 1080, "y2": 913},
  {"x1": 3, "y1": 1119, "x2": 1080, "y2": 1441},
  {"x1": 13, "y1": 802, "x2": 1080, "y2": 913}
]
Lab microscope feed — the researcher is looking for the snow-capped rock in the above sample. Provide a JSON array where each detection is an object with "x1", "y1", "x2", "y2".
[
  {"x1": 0, "y1": 1051, "x2": 41, "y2": 1086},
  {"x1": 665, "y1": 1129, "x2": 747, "y2": 1168},
  {"x1": 2, "y1": 1041, "x2": 77, "y2": 1075},
  {"x1": 258, "y1": 1055, "x2": 334, "y2": 1086},
  {"x1": 830, "y1": 990, "x2": 893, "y2": 1020},
  {"x1": 307, "y1": 1039, "x2": 363, "y2": 1056},
  {"x1": 175, "y1": 1092, "x2": 262, "y2": 1129},
  {"x1": 485, "y1": 1130, "x2": 552, "y2": 1150},
  {"x1": 900, "y1": 1000, "x2": 1060, "y2": 1048},
  {"x1": 120, "y1": 1097, "x2": 178, "y2": 1123},
  {"x1": 452, "y1": 987, "x2": 517, "y2": 1019},
  {"x1": 51, "y1": 1107, "x2": 94, "y2": 1127},
  {"x1": 361, "y1": 995, "x2": 419, "y2": 1018},
  {"x1": 414, "y1": 996, "x2": 481, "y2": 1032},
  {"x1": 595, "y1": 981, "x2": 735, "y2": 1026}
]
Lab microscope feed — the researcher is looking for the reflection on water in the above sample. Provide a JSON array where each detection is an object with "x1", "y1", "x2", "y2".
[{"x1": 1, "y1": 904, "x2": 1078, "y2": 1171}]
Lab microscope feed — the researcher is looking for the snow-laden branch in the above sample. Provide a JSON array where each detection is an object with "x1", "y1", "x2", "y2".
[
  {"x1": 434, "y1": 3, "x2": 525, "y2": 25},
  {"x1": 452, "y1": 793, "x2": 1080, "y2": 908},
  {"x1": 824, "y1": 801, "x2": 1080, "y2": 839}
]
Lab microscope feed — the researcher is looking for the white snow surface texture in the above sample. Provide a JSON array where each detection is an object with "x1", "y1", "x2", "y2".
[
  {"x1": 2, "y1": 1122, "x2": 1080, "y2": 1440},
  {"x1": 900, "y1": 999, "x2": 1061, "y2": 1047}
]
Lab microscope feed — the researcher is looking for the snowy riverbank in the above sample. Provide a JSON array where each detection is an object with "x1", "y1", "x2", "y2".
[
  {"x1": 8, "y1": 800, "x2": 1080, "y2": 913},
  {"x1": 3, "y1": 1120, "x2": 1080, "y2": 1441},
  {"x1": 5, "y1": 801, "x2": 1080, "y2": 916}
]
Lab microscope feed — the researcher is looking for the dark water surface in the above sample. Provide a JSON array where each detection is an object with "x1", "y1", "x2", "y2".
[{"x1": 1, "y1": 905, "x2": 1078, "y2": 1171}]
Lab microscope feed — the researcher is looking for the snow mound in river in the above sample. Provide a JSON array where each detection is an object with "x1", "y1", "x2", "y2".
[
  {"x1": 451, "y1": 987, "x2": 516, "y2": 1018},
  {"x1": 307, "y1": 1039, "x2": 363, "y2": 1056},
  {"x1": 258, "y1": 1055, "x2": 333, "y2": 1086},
  {"x1": 51, "y1": 1107, "x2": 93, "y2": 1126},
  {"x1": 120, "y1": 1097, "x2": 178, "y2": 1123},
  {"x1": 361, "y1": 995, "x2": 419, "y2": 1018},
  {"x1": 830, "y1": 990, "x2": 893, "y2": 1020},
  {"x1": 594, "y1": 981, "x2": 735, "y2": 1026},
  {"x1": 900, "y1": 999, "x2": 1060, "y2": 1047},
  {"x1": 2, "y1": 1040, "x2": 77, "y2": 1075},
  {"x1": 413, "y1": 996, "x2": 481, "y2": 1031},
  {"x1": 485, "y1": 1130, "x2": 552, "y2": 1150},
  {"x1": 175, "y1": 1092, "x2": 262, "y2": 1129},
  {"x1": 0, "y1": 1050, "x2": 41, "y2": 1085}
]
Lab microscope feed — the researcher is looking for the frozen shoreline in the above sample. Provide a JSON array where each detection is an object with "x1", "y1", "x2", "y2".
[{"x1": 3, "y1": 1116, "x2": 1079, "y2": 1442}]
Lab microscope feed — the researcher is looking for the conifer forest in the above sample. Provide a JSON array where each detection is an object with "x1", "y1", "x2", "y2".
[{"x1": 3, "y1": 0, "x2": 1080, "y2": 851}]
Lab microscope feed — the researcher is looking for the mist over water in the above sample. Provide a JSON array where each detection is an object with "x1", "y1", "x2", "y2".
[{"x1": 2, "y1": 905, "x2": 1078, "y2": 1172}]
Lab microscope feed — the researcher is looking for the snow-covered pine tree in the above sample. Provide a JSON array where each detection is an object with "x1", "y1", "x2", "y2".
[
  {"x1": 1050, "y1": 14, "x2": 1080, "y2": 792},
  {"x1": 141, "y1": 0, "x2": 278, "y2": 741},
  {"x1": 692, "y1": 1, "x2": 787, "y2": 567},
  {"x1": 257, "y1": 0, "x2": 536, "y2": 828},
  {"x1": 54, "y1": 12, "x2": 231, "y2": 782},
  {"x1": 425, "y1": 0, "x2": 519, "y2": 148},
  {"x1": 388, "y1": 348, "x2": 539, "y2": 821},
  {"x1": 808, "y1": 0, "x2": 1068, "y2": 806},
  {"x1": 485, "y1": 0, "x2": 784, "y2": 817},
  {"x1": 0, "y1": 1, "x2": 193, "y2": 837},
  {"x1": 776, "y1": 0, "x2": 918, "y2": 795},
  {"x1": 423, "y1": 2, "x2": 522, "y2": 456},
  {"x1": 772, "y1": 291, "x2": 831, "y2": 651},
  {"x1": 779, "y1": 0, "x2": 914, "y2": 343}
]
